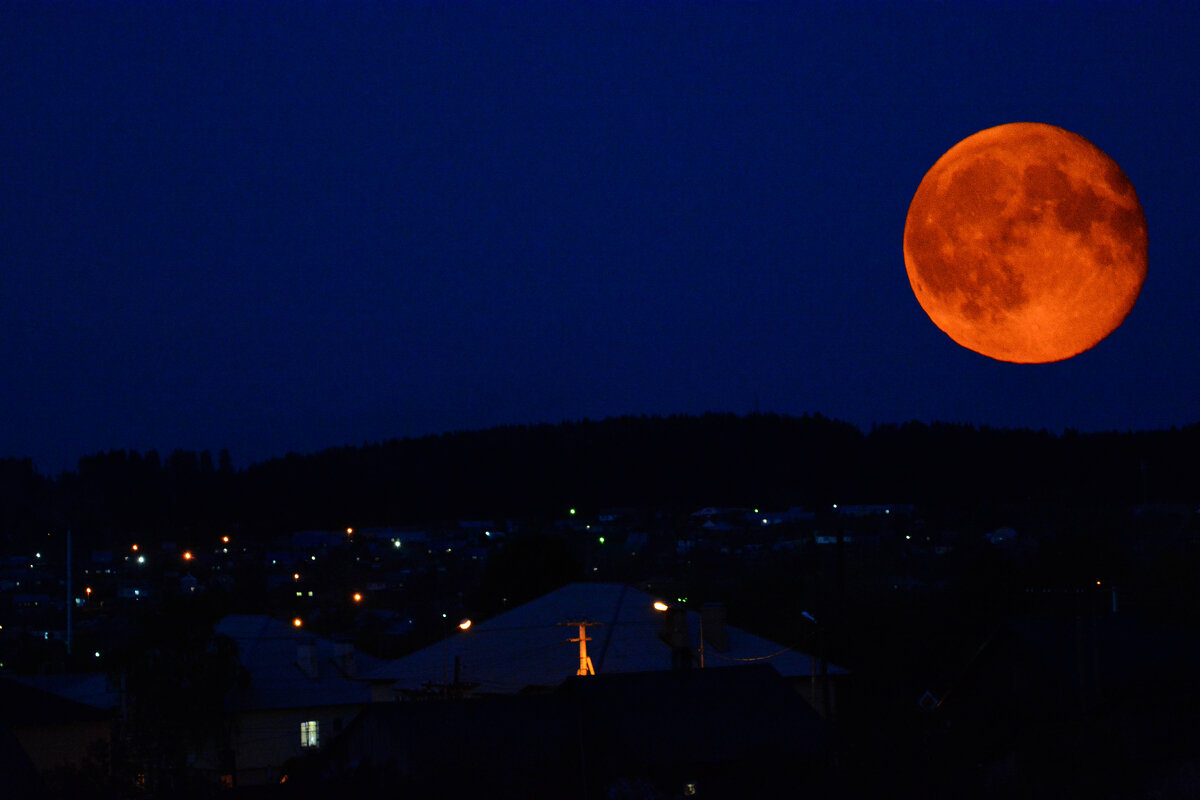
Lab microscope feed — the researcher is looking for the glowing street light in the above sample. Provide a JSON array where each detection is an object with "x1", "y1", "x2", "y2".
[
  {"x1": 182, "y1": 551, "x2": 194, "y2": 561},
  {"x1": 292, "y1": 617, "x2": 303, "y2": 628},
  {"x1": 458, "y1": 618, "x2": 472, "y2": 631},
  {"x1": 653, "y1": 600, "x2": 705, "y2": 668},
  {"x1": 221, "y1": 535, "x2": 230, "y2": 544},
  {"x1": 352, "y1": 592, "x2": 363, "y2": 604}
]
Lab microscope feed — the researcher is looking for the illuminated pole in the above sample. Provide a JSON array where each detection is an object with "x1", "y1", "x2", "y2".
[{"x1": 559, "y1": 621, "x2": 601, "y2": 676}]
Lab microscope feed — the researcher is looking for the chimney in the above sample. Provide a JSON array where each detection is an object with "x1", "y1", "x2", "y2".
[
  {"x1": 701, "y1": 603, "x2": 729, "y2": 652},
  {"x1": 334, "y1": 641, "x2": 357, "y2": 678},
  {"x1": 297, "y1": 643, "x2": 318, "y2": 679}
]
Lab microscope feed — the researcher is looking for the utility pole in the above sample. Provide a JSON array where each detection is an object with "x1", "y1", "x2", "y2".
[{"x1": 560, "y1": 621, "x2": 602, "y2": 676}]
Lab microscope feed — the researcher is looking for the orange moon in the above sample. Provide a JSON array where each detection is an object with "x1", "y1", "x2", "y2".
[{"x1": 903, "y1": 122, "x2": 1147, "y2": 363}]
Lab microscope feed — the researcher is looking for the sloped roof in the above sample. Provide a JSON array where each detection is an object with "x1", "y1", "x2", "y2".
[
  {"x1": 314, "y1": 664, "x2": 831, "y2": 797},
  {"x1": 215, "y1": 614, "x2": 385, "y2": 711},
  {"x1": 368, "y1": 582, "x2": 845, "y2": 695},
  {"x1": 0, "y1": 676, "x2": 111, "y2": 726},
  {"x1": 7, "y1": 673, "x2": 119, "y2": 710}
]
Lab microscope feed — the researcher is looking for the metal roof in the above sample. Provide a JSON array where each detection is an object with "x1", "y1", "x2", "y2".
[
  {"x1": 368, "y1": 582, "x2": 845, "y2": 695},
  {"x1": 215, "y1": 614, "x2": 385, "y2": 710}
]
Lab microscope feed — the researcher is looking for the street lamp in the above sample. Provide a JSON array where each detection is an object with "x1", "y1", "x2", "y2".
[
  {"x1": 439, "y1": 615, "x2": 474, "y2": 695},
  {"x1": 653, "y1": 600, "x2": 705, "y2": 668},
  {"x1": 800, "y1": 610, "x2": 829, "y2": 718}
]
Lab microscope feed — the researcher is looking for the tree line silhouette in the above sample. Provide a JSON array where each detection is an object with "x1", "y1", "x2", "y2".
[{"x1": 1, "y1": 413, "x2": 1198, "y2": 550}]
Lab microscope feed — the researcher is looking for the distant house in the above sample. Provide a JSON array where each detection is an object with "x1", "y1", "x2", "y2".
[
  {"x1": 831, "y1": 503, "x2": 914, "y2": 518},
  {"x1": 0, "y1": 676, "x2": 112, "y2": 778},
  {"x1": 291, "y1": 529, "x2": 348, "y2": 549},
  {"x1": 213, "y1": 615, "x2": 384, "y2": 787},
  {"x1": 367, "y1": 583, "x2": 845, "y2": 709}
]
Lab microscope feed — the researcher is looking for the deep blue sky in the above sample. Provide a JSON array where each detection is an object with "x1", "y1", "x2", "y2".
[{"x1": 3, "y1": 1, "x2": 1198, "y2": 475}]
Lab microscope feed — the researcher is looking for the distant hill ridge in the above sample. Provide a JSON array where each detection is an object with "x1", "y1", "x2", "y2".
[{"x1": 3, "y1": 413, "x2": 1198, "y2": 543}]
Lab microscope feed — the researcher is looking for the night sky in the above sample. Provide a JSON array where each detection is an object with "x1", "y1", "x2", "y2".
[{"x1": 3, "y1": 1, "x2": 1198, "y2": 476}]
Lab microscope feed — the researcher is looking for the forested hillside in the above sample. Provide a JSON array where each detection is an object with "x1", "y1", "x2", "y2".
[{"x1": 2, "y1": 413, "x2": 1197, "y2": 549}]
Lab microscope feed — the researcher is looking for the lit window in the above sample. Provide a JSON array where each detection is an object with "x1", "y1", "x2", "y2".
[{"x1": 300, "y1": 720, "x2": 319, "y2": 748}]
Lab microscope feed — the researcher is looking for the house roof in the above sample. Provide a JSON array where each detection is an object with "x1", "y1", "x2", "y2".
[
  {"x1": 215, "y1": 614, "x2": 385, "y2": 711},
  {"x1": 7, "y1": 673, "x2": 119, "y2": 710},
  {"x1": 0, "y1": 676, "x2": 111, "y2": 726},
  {"x1": 312, "y1": 664, "x2": 831, "y2": 797},
  {"x1": 368, "y1": 582, "x2": 845, "y2": 695}
]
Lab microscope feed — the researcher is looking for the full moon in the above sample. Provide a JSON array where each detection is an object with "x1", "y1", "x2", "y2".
[{"x1": 903, "y1": 122, "x2": 1147, "y2": 363}]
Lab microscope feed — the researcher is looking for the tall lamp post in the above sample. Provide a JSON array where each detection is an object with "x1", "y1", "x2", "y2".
[
  {"x1": 440, "y1": 615, "x2": 473, "y2": 695},
  {"x1": 801, "y1": 611, "x2": 830, "y2": 718},
  {"x1": 653, "y1": 600, "x2": 704, "y2": 668}
]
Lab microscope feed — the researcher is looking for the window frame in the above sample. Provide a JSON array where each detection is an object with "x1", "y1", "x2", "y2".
[{"x1": 299, "y1": 719, "x2": 319, "y2": 748}]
